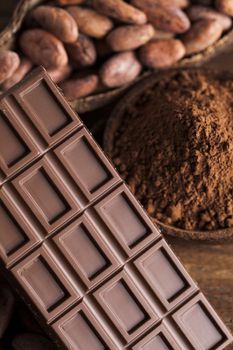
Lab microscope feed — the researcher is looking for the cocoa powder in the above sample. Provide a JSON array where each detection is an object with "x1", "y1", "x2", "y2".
[{"x1": 110, "y1": 70, "x2": 233, "y2": 231}]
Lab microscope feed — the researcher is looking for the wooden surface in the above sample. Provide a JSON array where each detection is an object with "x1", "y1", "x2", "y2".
[{"x1": 0, "y1": 1, "x2": 233, "y2": 348}]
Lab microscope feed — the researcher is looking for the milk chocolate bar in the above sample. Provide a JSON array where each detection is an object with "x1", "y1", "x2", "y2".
[{"x1": 0, "y1": 67, "x2": 232, "y2": 350}]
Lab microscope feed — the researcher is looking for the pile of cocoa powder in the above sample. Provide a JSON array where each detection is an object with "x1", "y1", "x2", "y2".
[{"x1": 110, "y1": 69, "x2": 233, "y2": 231}]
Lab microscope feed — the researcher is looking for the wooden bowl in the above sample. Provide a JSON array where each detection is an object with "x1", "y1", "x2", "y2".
[
  {"x1": 103, "y1": 70, "x2": 233, "y2": 241},
  {"x1": 1, "y1": 0, "x2": 233, "y2": 113}
]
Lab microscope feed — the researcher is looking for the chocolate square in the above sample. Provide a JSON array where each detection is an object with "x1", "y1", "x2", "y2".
[{"x1": 11, "y1": 245, "x2": 81, "y2": 322}]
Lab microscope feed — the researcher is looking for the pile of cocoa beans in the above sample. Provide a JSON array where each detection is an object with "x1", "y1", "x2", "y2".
[{"x1": 0, "y1": 0, "x2": 232, "y2": 101}]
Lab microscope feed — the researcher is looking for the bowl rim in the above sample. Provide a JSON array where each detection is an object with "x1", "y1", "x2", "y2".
[{"x1": 103, "y1": 68, "x2": 233, "y2": 241}]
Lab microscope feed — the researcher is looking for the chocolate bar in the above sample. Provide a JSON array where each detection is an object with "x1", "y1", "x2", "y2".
[{"x1": 0, "y1": 67, "x2": 232, "y2": 350}]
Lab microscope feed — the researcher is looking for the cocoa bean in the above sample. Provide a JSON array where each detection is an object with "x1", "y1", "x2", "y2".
[
  {"x1": 92, "y1": 0, "x2": 147, "y2": 24},
  {"x1": 215, "y1": 0, "x2": 233, "y2": 17},
  {"x1": 139, "y1": 39, "x2": 185, "y2": 68},
  {"x1": 131, "y1": 1, "x2": 190, "y2": 33},
  {"x1": 66, "y1": 34, "x2": 96, "y2": 66},
  {"x1": 67, "y1": 6, "x2": 113, "y2": 38},
  {"x1": 2, "y1": 58, "x2": 32, "y2": 90},
  {"x1": 150, "y1": 6, "x2": 191, "y2": 33},
  {"x1": 166, "y1": 0, "x2": 190, "y2": 7},
  {"x1": 19, "y1": 29, "x2": 68, "y2": 68},
  {"x1": 0, "y1": 51, "x2": 20, "y2": 85},
  {"x1": 60, "y1": 74, "x2": 99, "y2": 100},
  {"x1": 131, "y1": 0, "x2": 189, "y2": 9},
  {"x1": 100, "y1": 51, "x2": 142, "y2": 88},
  {"x1": 53, "y1": 0, "x2": 85, "y2": 5},
  {"x1": 187, "y1": 5, "x2": 232, "y2": 30},
  {"x1": 153, "y1": 30, "x2": 175, "y2": 39},
  {"x1": 181, "y1": 19, "x2": 223, "y2": 54},
  {"x1": 107, "y1": 24, "x2": 155, "y2": 52},
  {"x1": 47, "y1": 64, "x2": 72, "y2": 83},
  {"x1": 30, "y1": 6, "x2": 78, "y2": 43}
]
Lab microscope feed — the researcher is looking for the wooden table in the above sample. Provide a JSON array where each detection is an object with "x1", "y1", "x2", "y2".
[{"x1": 0, "y1": 2, "x2": 233, "y2": 348}]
